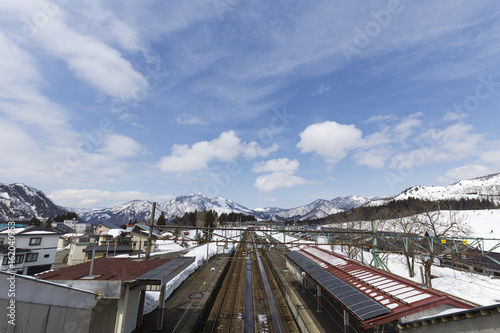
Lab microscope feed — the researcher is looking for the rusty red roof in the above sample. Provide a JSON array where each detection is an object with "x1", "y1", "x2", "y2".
[
  {"x1": 36, "y1": 257, "x2": 174, "y2": 281},
  {"x1": 289, "y1": 247, "x2": 476, "y2": 328}
]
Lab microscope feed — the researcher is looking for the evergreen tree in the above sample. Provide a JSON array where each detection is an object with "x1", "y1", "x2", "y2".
[
  {"x1": 28, "y1": 216, "x2": 41, "y2": 226},
  {"x1": 157, "y1": 211, "x2": 166, "y2": 225}
]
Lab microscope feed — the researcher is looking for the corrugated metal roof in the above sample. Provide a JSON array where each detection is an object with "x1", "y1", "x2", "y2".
[
  {"x1": 287, "y1": 247, "x2": 476, "y2": 328},
  {"x1": 288, "y1": 251, "x2": 390, "y2": 320},
  {"x1": 137, "y1": 257, "x2": 195, "y2": 285},
  {"x1": 82, "y1": 244, "x2": 133, "y2": 252},
  {"x1": 36, "y1": 257, "x2": 176, "y2": 281}
]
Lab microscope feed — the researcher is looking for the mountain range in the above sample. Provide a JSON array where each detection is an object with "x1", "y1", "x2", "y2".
[{"x1": 1, "y1": 172, "x2": 499, "y2": 226}]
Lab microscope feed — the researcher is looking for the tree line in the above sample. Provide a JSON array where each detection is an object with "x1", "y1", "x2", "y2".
[{"x1": 323, "y1": 197, "x2": 498, "y2": 224}]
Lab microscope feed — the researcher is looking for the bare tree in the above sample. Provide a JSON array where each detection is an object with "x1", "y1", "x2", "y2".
[{"x1": 410, "y1": 202, "x2": 470, "y2": 287}]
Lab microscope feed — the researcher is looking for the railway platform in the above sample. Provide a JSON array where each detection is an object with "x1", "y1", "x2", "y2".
[{"x1": 135, "y1": 253, "x2": 232, "y2": 333}]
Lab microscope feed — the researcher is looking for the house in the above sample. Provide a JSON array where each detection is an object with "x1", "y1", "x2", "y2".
[
  {"x1": 57, "y1": 233, "x2": 89, "y2": 249},
  {"x1": 36, "y1": 256, "x2": 195, "y2": 333},
  {"x1": 131, "y1": 224, "x2": 159, "y2": 254},
  {"x1": 81, "y1": 228, "x2": 134, "y2": 261},
  {"x1": 0, "y1": 226, "x2": 60, "y2": 275},
  {"x1": 51, "y1": 222, "x2": 73, "y2": 234},
  {"x1": 94, "y1": 221, "x2": 120, "y2": 235},
  {"x1": 63, "y1": 219, "x2": 92, "y2": 234},
  {"x1": 67, "y1": 242, "x2": 93, "y2": 265}
]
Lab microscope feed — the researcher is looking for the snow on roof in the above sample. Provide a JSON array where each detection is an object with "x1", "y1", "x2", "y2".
[
  {"x1": 61, "y1": 233, "x2": 85, "y2": 238},
  {"x1": 108, "y1": 228, "x2": 126, "y2": 237},
  {"x1": 288, "y1": 246, "x2": 475, "y2": 328}
]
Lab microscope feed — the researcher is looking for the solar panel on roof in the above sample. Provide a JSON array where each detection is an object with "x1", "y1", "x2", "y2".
[{"x1": 287, "y1": 251, "x2": 390, "y2": 321}]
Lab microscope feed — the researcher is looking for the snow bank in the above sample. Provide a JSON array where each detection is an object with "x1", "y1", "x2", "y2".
[{"x1": 143, "y1": 228, "x2": 239, "y2": 314}]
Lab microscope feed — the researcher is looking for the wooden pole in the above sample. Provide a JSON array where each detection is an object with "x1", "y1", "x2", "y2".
[{"x1": 145, "y1": 202, "x2": 156, "y2": 260}]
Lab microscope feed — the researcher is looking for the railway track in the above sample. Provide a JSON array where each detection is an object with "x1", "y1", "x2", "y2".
[{"x1": 202, "y1": 231, "x2": 299, "y2": 333}]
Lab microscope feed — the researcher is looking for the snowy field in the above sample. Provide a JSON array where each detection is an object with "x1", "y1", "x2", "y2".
[{"x1": 315, "y1": 209, "x2": 500, "y2": 306}]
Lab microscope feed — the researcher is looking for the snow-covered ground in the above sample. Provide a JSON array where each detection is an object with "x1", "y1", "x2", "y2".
[
  {"x1": 142, "y1": 228, "x2": 241, "y2": 314},
  {"x1": 315, "y1": 209, "x2": 500, "y2": 306},
  {"x1": 141, "y1": 210, "x2": 499, "y2": 313}
]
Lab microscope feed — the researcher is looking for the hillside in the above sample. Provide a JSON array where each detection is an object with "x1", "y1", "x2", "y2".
[
  {"x1": 369, "y1": 173, "x2": 500, "y2": 206},
  {"x1": 0, "y1": 183, "x2": 66, "y2": 221}
]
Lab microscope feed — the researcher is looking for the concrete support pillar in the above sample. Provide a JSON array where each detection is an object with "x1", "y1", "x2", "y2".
[
  {"x1": 137, "y1": 287, "x2": 146, "y2": 327},
  {"x1": 156, "y1": 284, "x2": 166, "y2": 330},
  {"x1": 344, "y1": 309, "x2": 350, "y2": 333},
  {"x1": 316, "y1": 285, "x2": 322, "y2": 313}
]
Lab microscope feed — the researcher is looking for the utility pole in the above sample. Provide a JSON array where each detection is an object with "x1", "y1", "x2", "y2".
[{"x1": 145, "y1": 202, "x2": 156, "y2": 260}]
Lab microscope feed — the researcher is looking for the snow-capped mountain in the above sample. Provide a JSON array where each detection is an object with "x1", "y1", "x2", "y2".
[
  {"x1": 260, "y1": 195, "x2": 370, "y2": 221},
  {"x1": 369, "y1": 173, "x2": 500, "y2": 206},
  {"x1": 5, "y1": 172, "x2": 498, "y2": 226},
  {"x1": 0, "y1": 183, "x2": 66, "y2": 221},
  {"x1": 77, "y1": 193, "x2": 370, "y2": 225}
]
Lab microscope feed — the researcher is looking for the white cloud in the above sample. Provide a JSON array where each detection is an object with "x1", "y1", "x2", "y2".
[
  {"x1": 0, "y1": 1, "x2": 148, "y2": 99},
  {"x1": 252, "y1": 158, "x2": 299, "y2": 173},
  {"x1": 241, "y1": 142, "x2": 279, "y2": 159},
  {"x1": 254, "y1": 172, "x2": 309, "y2": 192},
  {"x1": 444, "y1": 164, "x2": 491, "y2": 181},
  {"x1": 353, "y1": 149, "x2": 386, "y2": 168},
  {"x1": 392, "y1": 112, "x2": 422, "y2": 141},
  {"x1": 443, "y1": 111, "x2": 469, "y2": 122},
  {"x1": 174, "y1": 114, "x2": 209, "y2": 125},
  {"x1": 48, "y1": 189, "x2": 174, "y2": 208},
  {"x1": 313, "y1": 84, "x2": 330, "y2": 95},
  {"x1": 366, "y1": 114, "x2": 396, "y2": 123},
  {"x1": 297, "y1": 121, "x2": 363, "y2": 164},
  {"x1": 253, "y1": 158, "x2": 309, "y2": 192},
  {"x1": 389, "y1": 123, "x2": 485, "y2": 169},
  {"x1": 99, "y1": 134, "x2": 144, "y2": 158},
  {"x1": 157, "y1": 131, "x2": 276, "y2": 173},
  {"x1": 478, "y1": 149, "x2": 500, "y2": 165}
]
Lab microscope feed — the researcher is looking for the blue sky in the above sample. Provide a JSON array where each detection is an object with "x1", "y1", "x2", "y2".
[{"x1": 1, "y1": 0, "x2": 500, "y2": 209}]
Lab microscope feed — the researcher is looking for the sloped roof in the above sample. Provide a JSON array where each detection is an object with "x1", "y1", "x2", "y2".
[
  {"x1": 36, "y1": 257, "x2": 176, "y2": 281},
  {"x1": 0, "y1": 225, "x2": 61, "y2": 236},
  {"x1": 287, "y1": 246, "x2": 476, "y2": 328},
  {"x1": 82, "y1": 244, "x2": 133, "y2": 253},
  {"x1": 97, "y1": 221, "x2": 119, "y2": 230}
]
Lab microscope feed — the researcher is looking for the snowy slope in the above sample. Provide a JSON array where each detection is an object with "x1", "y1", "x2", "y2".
[
  {"x1": 369, "y1": 173, "x2": 500, "y2": 206},
  {"x1": 318, "y1": 209, "x2": 500, "y2": 306},
  {"x1": 0, "y1": 183, "x2": 66, "y2": 220}
]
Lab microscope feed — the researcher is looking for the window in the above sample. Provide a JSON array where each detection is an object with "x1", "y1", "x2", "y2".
[
  {"x1": 29, "y1": 238, "x2": 42, "y2": 246},
  {"x1": 26, "y1": 253, "x2": 38, "y2": 262},
  {"x1": 2, "y1": 254, "x2": 24, "y2": 265},
  {"x1": 0, "y1": 238, "x2": 4, "y2": 245},
  {"x1": 87, "y1": 253, "x2": 92, "y2": 260},
  {"x1": 44, "y1": 254, "x2": 49, "y2": 258}
]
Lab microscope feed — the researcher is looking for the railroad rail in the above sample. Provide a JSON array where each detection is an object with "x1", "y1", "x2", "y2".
[{"x1": 201, "y1": 230, "x2": 299, "y2": 332}]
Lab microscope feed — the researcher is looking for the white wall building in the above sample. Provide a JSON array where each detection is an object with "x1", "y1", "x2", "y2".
[
  {"x1": 63, "y1": 219, "x2": 92, "y2": 234},
  {"x1": 0, "y1": 226, "x2": 60, "y2": 275}
]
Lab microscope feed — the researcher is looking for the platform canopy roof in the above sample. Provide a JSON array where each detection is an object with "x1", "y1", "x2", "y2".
[{"x1": 287, "y1": 247, "x2": 475, "y2": 328}]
